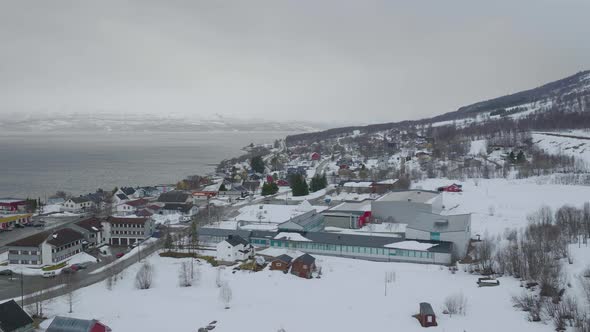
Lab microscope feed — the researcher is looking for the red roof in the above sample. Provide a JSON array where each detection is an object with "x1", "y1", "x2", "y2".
[{"x1": 125, "y1": 198, "x2": 149, "y2": 207}]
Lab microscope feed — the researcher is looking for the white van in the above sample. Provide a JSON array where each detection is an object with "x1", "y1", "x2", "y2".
[{"x1": 42, "y1": 271, "x2": 56, "y2": 278}]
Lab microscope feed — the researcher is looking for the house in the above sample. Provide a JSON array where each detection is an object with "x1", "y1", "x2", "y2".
[
  {"x1": 117, "y1": 187, "x2": 137, "y2": 199},
  {"x1": 341, "y1": 181, "x2": 374, "y2": 194},
  {"x1": 405, "y1": 213, "x2": 471, "y2": 258},
  {"x1": 290, "y1": 253, "x2": 316, "y2": 279},
  {"x1": 157, "y1": 190, "x2": 191, "y2": 204},
  {"x1": 217, "y1": 184, "x2": 249, "y2": 200},
  {"x1": 47, "y1": 197, "x2": 65, "y2": 205},
  {"x1": 70, "y1": 217, "x2": 105, "y2": 247},
  {"x1": 113, "y1": 193, "x2": 129, "y2": 205},
  {"x1": 0, "y1": 198, "x2": 27, "y2": 212},
  {"x1": 135, "y1": 209, "x2": 154, "y2": 217},
  {"x1": 371, "y1": 179, "x2": 400, "y2": 194},
  {"x1": 7, "y1": 228, "x2": 84, "y2": 266},
  {"x1": 276, "y1": 179, "x2": 290, "y2": 187},
  {"x1": 418, "y1": 302, "x2": 437, "y2": 327},
  {"x1": 62, "y1": 197, "x2": 94, "y2": 213},
  {"x1": 270, "y1": 254, "x2": 293, "y2": 273},
  {"x1": 46, "y1": 316, "x2": 112, "y2": 332},
  {"x1": 0, "y1": 300, "x2": 34, "y2": 332},
  {"x1": 0, "y1": 214, "x2": 32, "y2": 230},
  {"x1": 116, "y1": 198, "x2": 149, "y2": 215},
  {"x1": 215, "y1": 235, "x2": 254, "y2": 262},
  {"x1": 161, "y1": 202, "x2": 198, "y2": 217},
  {"x1": 102, "y1": 217, "x2": 154, "y2": 247},
  {"x1": 310, "y1": 152, "x2": 321, "y2": 161}
]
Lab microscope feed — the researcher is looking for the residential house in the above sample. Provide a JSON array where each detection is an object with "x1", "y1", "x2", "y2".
[
  {"x1": 371, "y1": 179, "x2": 400, "y2": 194},
  {"x1": 0, "y1": 198, "x2": 27, "y2": 213},
  {"x1": 341, "y1": 181, "x2": 374, "y2": 194},
  {"x1": 310, "y1": 152, "x2": 321, "y2": 161},
  {"x1": 116, "y1": 198, "x2": 149, "y2": 215},
  {"x1": 215, "y1": 235, "x2": 254, "y2": 262},
  {"x1": 0, "y1": 214, "x2": 32, "y2": 230},
  {"x1": 0, "y1": 300, "x2": 34, "y2": 332},
  {"x1": 217, "y1": 184, "x2": 249, "y2": 200},
  {"x1": 157, "y1": 190, "x2": 191, "y2": 204},
  {"x1": 47, "y1": 197, "x2": 65, "y2": 205},
  {"x1": 6, "y1": 232, "x2": 46, "y2": 265},
  {"x1": 117, "y1": 187, "x2": 137, "y2": 199},
  {"x1": 102, "y1": 217, "x2": 154, "y2": 247},
  {"x1": 62, "y1": 197, "x2": 94, "y2": 213},
  {"x1": 418, "y1": 302, "x2": 437, "y2": 327},
  {"x1": 290, "y1": 253, "x2": 316, "y2": 279},
  {"x1": 270, "y1": 254, "x2": 293, "y2": 273},
  {"x1": 46, "y1": 316, "x2": 112, "y2": 332},
  {"x1": 113, "y1": 193, "x2": 129, "y2": 205},
  {"x1": 161, "y1": 203, "x2": 198, "y2": 217}
]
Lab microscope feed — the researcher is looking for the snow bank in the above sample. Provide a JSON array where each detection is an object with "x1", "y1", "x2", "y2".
[
  {"x1": 274, "y1": 232, "x2": 312, "y2": 242},
  {"x1": 384, "y1": 241, "x2": 435, "y2": 251}
]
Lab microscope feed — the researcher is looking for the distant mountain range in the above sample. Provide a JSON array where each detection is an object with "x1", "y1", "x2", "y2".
[
  {"x1": 287, "y1": 70, "x2": 590, "y2": 144},
  {"x1": 0, "y1": 113, "x2": 327, "y2": 134}
]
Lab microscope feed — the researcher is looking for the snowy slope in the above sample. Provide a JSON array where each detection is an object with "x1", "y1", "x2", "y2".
[{"x1": 533, "y1": 132, "x2": 590, "y2": 166}]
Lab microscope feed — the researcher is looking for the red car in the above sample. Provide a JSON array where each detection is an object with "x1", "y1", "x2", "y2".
[{"x1": 115, "y1": 252, "x2": 125, "y2": 258}]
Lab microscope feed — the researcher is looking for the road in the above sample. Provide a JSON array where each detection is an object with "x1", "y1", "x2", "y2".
[{"x1": 0, "y1": 238, "x2": 164, "y2": 306}]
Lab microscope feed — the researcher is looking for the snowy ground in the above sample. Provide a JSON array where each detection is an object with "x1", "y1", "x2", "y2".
[
  {"x1": 415, "y1": 177, "x2": 590, "y2": 237},
  {"x1": 39, "y1": 251, "x2": 556, "y2": 332},
  {"x1": 532, "y1": 132, "x2": 590, "y2": 167}
]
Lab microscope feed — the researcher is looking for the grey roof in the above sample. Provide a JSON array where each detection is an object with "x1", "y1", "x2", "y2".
[
  {"x1": 407, "y1": 213, "x2": 471, "y2": 233},
  {"x1": 46, "y1": 316, "x2": 103, "y2": 332},
  {"x1": 158, "y1": 190, "x2": 190, "y2": 203},
  {"x1": 293, "y1": 253, "x2": 315, "y2": 265},
  {"x1": 328, "y1": 200, "x2": 372, "y2": 213},
  {"x1": 0, "y1": 300, "x2": 33, "y2": 332},
  {"x1": 225, "y1": 235, "x2": 249, "y2": 247},
  {"x1": 70, "y1": 196, "x2": 90, "y2": 204},
  {"x1": 116, "y1": 193, "x2": 129, "y2": 201},
  {"x1": 376, "y1": 190, "x2": 440, "y2": 203},
  {"x1": 199, "y1": 228, "x2": 252, "y2": 239},
  {"x1": 420, "y1": 302, "x2": 435, "y2": 316},
  {"x1": 278, "y1": 211, "x2": 323, "y2": 230},
  {"x1": 163, "y1": 202, "x2": 194, "y2": 213},
  {"x1": 46, "y1": 228, "x2": 84, "y2": 247},
  {"x1": 120, "y1": 187, "x2": 136, "y2": 196},
  {"x1": 274, "y1": 254, "x2": 293, "y2": 264}
]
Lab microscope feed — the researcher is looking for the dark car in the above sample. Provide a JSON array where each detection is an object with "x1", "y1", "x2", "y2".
[
  {"x1": 61, "y1": 267, "x2": 76, "y2": 274},
  {"x1": 15, "y1": 223, "x2": 25, "y2": 229},
  {"x1": 0, "y1": 270, "x2": 13, "y2": 276}
]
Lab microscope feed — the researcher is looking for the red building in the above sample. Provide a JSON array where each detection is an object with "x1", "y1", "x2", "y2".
[
  {"x1": 437, "y1": 184, "x2": 463, "y2": 192},
  {"x1": 0, "y1": 198, "x2": 27, "y2": 212},
  {"x1": 418, "y1": 302, "x2": 437, "y2": 327},
  {"x1": 310, "y1": 152, "x2": 321, "y2": 161}
]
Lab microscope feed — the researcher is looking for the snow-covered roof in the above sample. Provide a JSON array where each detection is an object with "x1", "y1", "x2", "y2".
[
  {"x1": 235, "y1": 202, "x2": 327, "y2": 224},
  {"x1": 343, "y1": 182, "x2": 374, "y2": 188},
  {"x1": 376, "y1": 179, "x2": 398, "y2": 185},
  {"x1": 274, "y1": 232, "x2": 312, "y2": 242},
  {"x1": 329, "y1": 200, "x2": 372, "y2": 213},
  {"x1": 376, "y1": 190, "x2": 440, "y2": 204},
  {"x1": 384, "y1": 241, "x2": 435, "y2": 251}
]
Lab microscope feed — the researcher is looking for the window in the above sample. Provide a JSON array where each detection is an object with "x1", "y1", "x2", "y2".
[{"x1": 276, "y1": 263, "x2": 282, "y2": 267}]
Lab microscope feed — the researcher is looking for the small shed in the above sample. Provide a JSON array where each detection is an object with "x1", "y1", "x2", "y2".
[
  {"x1": 270, "y1": 254, "x2": 293, "y2": 273},
  {"x1": 0, "y1": 300, "x2": 34, "y2": 332},
  {"x1": 418, "y1": 302, "x2": 437, "y2": 327},
  {"x1": 46, "y1": 316, "x2": 112, "y2": 332},
  {"x1": 290, "y1": 253, "x2": 316, "y2": 279}
]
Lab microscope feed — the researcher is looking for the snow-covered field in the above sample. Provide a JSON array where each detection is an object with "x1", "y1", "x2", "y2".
[
  {"x1": 415, "y1": 177, "x2": 590, "y2": 236},
  {"x1": 40, "y1": 252, "x2": 556, "y2": 332}
]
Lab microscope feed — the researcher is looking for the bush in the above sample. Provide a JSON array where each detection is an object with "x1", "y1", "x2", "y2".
[
  {"x1": 135, "y1": 263, "x2": 154, "y2": 290},
  {"x1": 42, "y1": 262, "x2": 67, "y2": 271},
  {"x1": 512, "y1": 293, "x2": 542, "y2": 322},
  {"x1": 443, "y1": 292, "x2": 468, "y2": 317}
]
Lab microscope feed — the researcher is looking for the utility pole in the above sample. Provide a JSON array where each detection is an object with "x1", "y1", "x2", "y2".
[{"x1": 20, "y1": 271, "x2": 24, "y2": 307}]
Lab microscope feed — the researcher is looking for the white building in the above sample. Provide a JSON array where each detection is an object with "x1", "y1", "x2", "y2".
[
  {"x1": 371, "y1": 190, "x2": 443, "y2": 223},
  {"x1": 216, "y1": 235, "x2": 254, "y2": 262},
  {"x1": 62, "y1": 197, "x2": 94, "y2": 213}
]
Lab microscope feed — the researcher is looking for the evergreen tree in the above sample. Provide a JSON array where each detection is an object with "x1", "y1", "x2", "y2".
[
  {"x1": 508, "y1": 151, "x2": 516, "y2": 163},
  {"x1": 250, "y1": 156, "x2": 265, "y2": 173},
  {"x1": 516, "y1": 150, "x2": 526, "y2": 163},
  {"x1": 219, "y1": 183, "x2": 227, "y2": 191},
  {"x1": 309, "y1": 173, "x2": 328, "y2": 192},
  {"x1": 290, "y1": 175, "x2": 309, "y2": 196},
  {"x1": 261, "y1": 182, "x2": 279, "y2": 196}
]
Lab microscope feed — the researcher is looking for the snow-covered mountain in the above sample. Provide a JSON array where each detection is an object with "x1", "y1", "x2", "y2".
[{"x1": 0, "y1": 113, "x2": 326, "y2": 134}]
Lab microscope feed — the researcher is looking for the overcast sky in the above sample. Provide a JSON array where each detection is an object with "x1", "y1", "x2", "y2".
[{"x1": 1, "y1": 0, "x2": 589, "y2": 124}]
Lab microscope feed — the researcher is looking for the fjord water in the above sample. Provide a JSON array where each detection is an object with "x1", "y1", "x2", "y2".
[{"x1": 0, "y1": 131, "x2": 288, "y2": 198}]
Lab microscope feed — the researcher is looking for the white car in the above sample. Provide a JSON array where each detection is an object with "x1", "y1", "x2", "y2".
[{"x1": 42, "y1": 271, "x2": 56, "y2": 278}]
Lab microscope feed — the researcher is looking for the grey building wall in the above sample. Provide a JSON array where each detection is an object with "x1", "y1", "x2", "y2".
[
  {"x1": 371, "y1": 201, "x2": 435, "y2": 224},
  {"x1": 323, "y1": 214, "x2": 358, "y2": 229},
  {"x1": 7, "y1": 246, "x2": 42, "y2": 265}
]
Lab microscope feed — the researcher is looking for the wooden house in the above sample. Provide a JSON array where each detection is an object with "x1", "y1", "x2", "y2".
[
  {"x1": 290, "y1": 253, "x2": 316, "y2": 279},
  {"x1": 270, "y1": 254, "x2": 293, "y2": 273}
]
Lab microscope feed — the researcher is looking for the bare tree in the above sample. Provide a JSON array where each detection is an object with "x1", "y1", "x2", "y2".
[
  {"x1": 135, "y1": 262, "x2": 154, "y2": 290},
  {"x1": 219, "y1": 282, "x2": 232, "y2": 309},
  {"x1": 512, "y1": 293, "x2": 542, "y2": 322},
  {"x1": 443, "y1": 292, "x2": 468, "y2": 317},
  {"x1": 178, "y1": 261, "x2": 194, "y2": 287},
  {"x1": 215, "y1": 268, "x2": 223, "y2": 288}
]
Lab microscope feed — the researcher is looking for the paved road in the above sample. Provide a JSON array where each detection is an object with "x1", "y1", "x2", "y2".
[{"x1": 1, "y1": 238, "x2": 164, "y2": 306}]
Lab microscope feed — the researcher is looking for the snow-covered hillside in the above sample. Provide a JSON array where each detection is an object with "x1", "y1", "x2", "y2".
[{"x1": 533, "y1": 131, "x2": 590, "y2": 166}]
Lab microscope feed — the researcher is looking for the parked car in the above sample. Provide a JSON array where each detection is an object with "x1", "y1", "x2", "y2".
[
  {"x1": 75, "y1": 262, "x2": 90, "y2": 270},
  {"x1": 0, "y1": 269, "x2": 13, "y2": 276},
  {"x1": 69, "y1": 265, "x2": 80, "y2": 272},
  {"x1": 115, "y1": 252, "x2": 125, "y2": 259},
  {"x1": 61, "y1": 267, "x2": 76, "y2": 274},
  {"x1": 33, "y1": 223, "x2": 45, "y2": 228},
  {"x1": 42, "y1": 271, "x2": 56, "y2": 278},
  {"x1": 14, "y1": 223, "x2": 25, "y2": 229}
]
